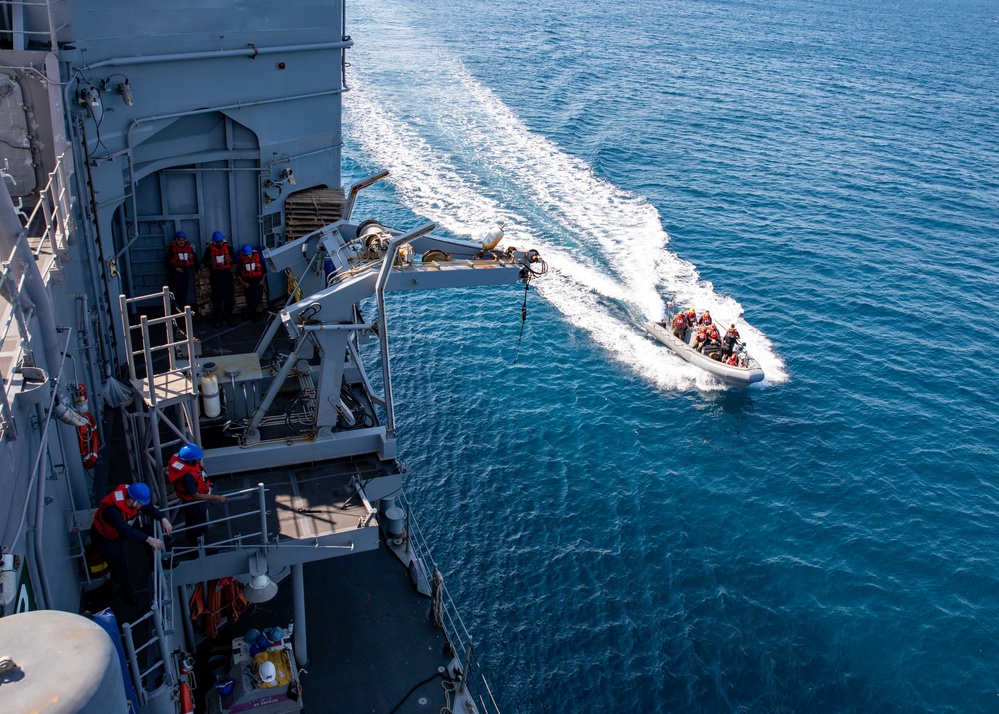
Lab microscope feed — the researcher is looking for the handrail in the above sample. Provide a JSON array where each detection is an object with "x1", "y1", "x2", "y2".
[
  {"x1": 398, "y1": 491, "x2": 501, "y2": 714},
  {"x1": 3, "y1": 0, "x2": 64, "y2": 51},
  {"x1": 25, "y1": 154, "x2": 72, "y2": 263},
  {"x1": 120, "y1": 484, "x2": 266, "y2": 703}
]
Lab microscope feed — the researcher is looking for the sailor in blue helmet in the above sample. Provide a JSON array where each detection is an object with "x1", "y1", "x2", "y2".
[
  {"x1": 90, "y1": 482, "x2": 172, "y2": 604},
  {"x1": 237, "y1": 243, "x2": 266, "y2": 322},
  {"x1": 165, "y1": 230, "x2": 199, "y2": 311},
  {"x1": 202, "y1": 231, "x2": 236, "y2": 327},
  {"x1": 167, "y1": 443, "x2": 227, "y2": 545}
]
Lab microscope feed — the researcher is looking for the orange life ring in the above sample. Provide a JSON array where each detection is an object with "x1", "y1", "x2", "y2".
[
  {"x1": 179, "y1": 681, "x2": 194, "y2": 714},
  {"x1": 77, "y1": 412, "x2": 98, "y2": 468}
]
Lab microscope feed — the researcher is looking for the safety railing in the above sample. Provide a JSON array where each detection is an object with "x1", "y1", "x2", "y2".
[
  {"x1": 0, "y1": 153, "x2": 72, "y2": 440},
  {"x1": 118, "y1": 288, "x2": 197, "y2": 407},
  {"x1": 398, "y1": 491, "x2": 502, "y2": 714},
  {"x1": 120, "y1": 520, "x2": 176, "y2": 707},
  {"x1": 25, "y1": 152, "x2": 73, "y2": 265},
  {"x1": 162, "y1": 483, "x2": 269, "y2": 557},
  {"x1": 119, "y1": 483, "x2": 268, "y2": 705},
  {"x1": 0, "y1": 262, "x2": 29, "y2": 440},
  {"x1": 1, "y1": 0, "x2": 67, "y2": 51}
]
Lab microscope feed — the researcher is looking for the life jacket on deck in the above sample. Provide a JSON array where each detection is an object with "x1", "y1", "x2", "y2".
[
  {"x1": 92, "y1": 484, "x2": 140, "y2": 540},
  {"x1": 168, "y1": 241, "x2": 195, "y2": 269},
  {"x1": 240, "y1": 252, "x2": 264, "y2": 279},
  {"x1": 168, "y1": 456, "x2": 211, "y2": 501},
  {"x1": 189, "y1": 577, "x2": 249, "y2": 638},
  {"x1": 727, "y1": 353, "x2": 739, "y2": 365},
  {"x1": 208, "y1": 242, "x2": 232, "y2": 271}
]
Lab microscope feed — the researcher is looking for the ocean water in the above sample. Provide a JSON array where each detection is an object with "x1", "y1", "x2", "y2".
[{"x1": 342, "y1": 0, "x2": 999, "y2": 711}]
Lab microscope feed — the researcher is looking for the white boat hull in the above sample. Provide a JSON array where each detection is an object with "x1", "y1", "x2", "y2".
[{"x1": 645, "y1": 321, "x2": 765, "y2": 387}]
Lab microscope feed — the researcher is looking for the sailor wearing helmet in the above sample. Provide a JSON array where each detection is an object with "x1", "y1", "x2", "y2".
[
  {"x1": 168, "y1": 443, "x2": 227, "y2": 545},
  {"x1": 165, "y1": 231, "x2": 199, "y2": 310},
  {"x1": 203, "y1": 231, "x2": 237, "y2": 327},
  {"x1": 90, "y1": 482, "x2": 173, "y2": 603}
]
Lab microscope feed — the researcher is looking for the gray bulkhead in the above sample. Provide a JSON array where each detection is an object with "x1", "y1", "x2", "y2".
[{"x1": 0, "y1": 0, "x2": 350, "y2": 611}]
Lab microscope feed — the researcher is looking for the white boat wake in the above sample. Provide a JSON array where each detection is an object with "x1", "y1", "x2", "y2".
[{"x1": 345, "y1": 3, "x2": 788, "y2": 389}]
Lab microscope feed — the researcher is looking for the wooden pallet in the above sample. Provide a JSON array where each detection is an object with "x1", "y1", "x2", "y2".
[
  {"x1": 195, "y1": 267, "x2": 269, "y2": 317},
  {"x1": 284, "y1": 187, "x2": 346, "y2": 240}
]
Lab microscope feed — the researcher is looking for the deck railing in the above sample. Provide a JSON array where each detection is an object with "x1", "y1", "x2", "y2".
[
  {"x1": 0, "y1": 153, "x2": 73, "y2": 441},
  {"x1": 400, "y1": 491, "x2": 502, "y2": 714},
  {"x1": 120, "y1": 482, "x2": 269, "y2": 705}
]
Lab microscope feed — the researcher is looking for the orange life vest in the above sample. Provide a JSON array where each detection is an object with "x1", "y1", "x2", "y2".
[
  {"x1": 92, "y1": 484, "x2": 140, "y2": 540},
  {"x1": 168, "y1": 456, "x2": 211, "y2": 501},
  {"x1": 208, "y1": 242, "x2": 232, "y2": 271},
  {"x1": 240, "y1": 252, "x2": 264, "y2": 279},
  {"x1": 672, "y1": 313, "x2": 687, "y2": 328},
  {"x1": 189, "y1": 577, "x2": 249, "y2": 638},
  {"x1": 168, "y1": 240, "x2": 195, "y2": 269},
  {"x1": 727, "y1": 353, "x2": 739, "y2": 365}
]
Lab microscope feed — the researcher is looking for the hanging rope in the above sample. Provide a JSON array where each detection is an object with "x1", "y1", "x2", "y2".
[{"x1": 513, "y1": 281, "x2": 530, "y2": 365}]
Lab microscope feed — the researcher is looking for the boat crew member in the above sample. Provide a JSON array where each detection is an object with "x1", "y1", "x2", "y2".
[
  {"x1": 90, "y1": 482, "x2": 172, "y2": 604},
  {"x1": 698, "y1": 310, "x2": 713, "y2": 326},
  {"x1": 722, "y1": 324, "x2": 741, "y2": 357},
  {"x1": 165, "y1": 231, "x2": 199, "y2": 310},
  {"x1": 238, "y1": 244, "x2": 266, "y2": 322},
  {"x1": 707, "y1": 325, "x2": 722, "y2": 346},
  {"x1": 671, "y1": 311, "x2": 688, "y2": 338},
  {"x1": 168, "y1": 444, "x2": 227, "y2": 545},
  {"x1": 203, "y1": 231, "x2": 236, "y2": 328},
  {"x1": 692, "y1": 327, "x2": 708, "y2": 353}
]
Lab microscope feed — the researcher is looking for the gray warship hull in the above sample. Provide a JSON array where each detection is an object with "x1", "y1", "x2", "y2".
[{"x1": 0, "y1": 2, "x2": 546, "y2": 712}]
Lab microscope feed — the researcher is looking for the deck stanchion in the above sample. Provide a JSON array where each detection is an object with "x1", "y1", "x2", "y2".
[
  {"x1": 122, "y1": 621, "x2": 146, "y2": 705},
  {"x1": 292, "y1": 562, "x2": 309, "y2": 667}
]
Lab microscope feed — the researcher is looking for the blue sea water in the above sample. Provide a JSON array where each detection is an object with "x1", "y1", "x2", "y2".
[{"x1": 343, "y1": 0, "x2": 999, "y2": 711}]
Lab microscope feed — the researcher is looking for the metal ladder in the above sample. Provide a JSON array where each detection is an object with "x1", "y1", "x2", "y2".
[{"x1": 118, "y1": 287, "x2": 201, "y2": 506}]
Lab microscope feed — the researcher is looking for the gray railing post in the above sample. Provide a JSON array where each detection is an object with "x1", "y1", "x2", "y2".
[
  {"x1": 152, "y1": 607, "x2": 174, "y2": 686},
  {"x1": 122, "y1": 622, "x2": 146, "y2": 705},
  {"x1": 258, "y1": 483, "x2": 268, "y2": 547}
]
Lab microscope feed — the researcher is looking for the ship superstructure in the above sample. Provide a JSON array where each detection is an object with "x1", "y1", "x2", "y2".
[{"x1": 0, "y1": 2, "x2": 544, "y2": 711}]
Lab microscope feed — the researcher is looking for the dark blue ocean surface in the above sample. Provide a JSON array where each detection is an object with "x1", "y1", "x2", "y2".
[{"x1": 343, "y1": 0, "x2": 999, "y2": 710}]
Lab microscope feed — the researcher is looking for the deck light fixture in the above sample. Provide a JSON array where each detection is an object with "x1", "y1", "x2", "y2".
[{"x1": 243, "y1": 551, "x2": 278, "y2": 603}]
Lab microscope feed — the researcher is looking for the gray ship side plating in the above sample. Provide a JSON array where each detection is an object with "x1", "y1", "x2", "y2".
[{"x1": 0, "y1": 3, "x2": 540, "y2": 712}]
